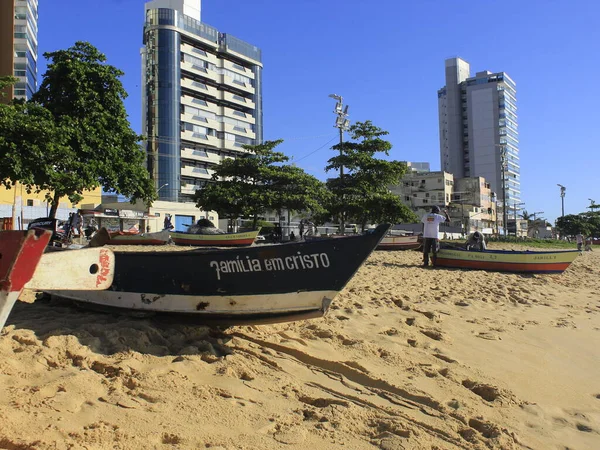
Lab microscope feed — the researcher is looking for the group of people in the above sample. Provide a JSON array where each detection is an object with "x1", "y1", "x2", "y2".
[
  {"x1": 575, "y1": 232, "x2": 594, "y2": 252},
  {"x1": 421, "y1": 205, "x2": 486, "y2": 267},
  {"x1": 66, "y1": 210, "x2": 83, "y2": 237}
]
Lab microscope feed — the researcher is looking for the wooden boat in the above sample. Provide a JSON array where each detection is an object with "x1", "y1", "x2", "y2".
[
  {"x1": 44, "y1": 224, "x2": 390, "y2": 324},
  {"x1": 433, "y1": 247, "x2": 579, "y2": 274},
  {"x1": 170, "y1": 229, "x2": 261, "y2": 247},
  {"x1": 107, "y1": 229, "x2": 170, "y2": 245},
  {"x1": 0, "y1": 230, "x2": 115, "y2": 330},
  {"x1": 377, "y1": 233, "x2": 421, "y2": 250}
]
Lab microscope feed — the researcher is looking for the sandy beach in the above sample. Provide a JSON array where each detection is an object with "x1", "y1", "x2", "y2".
[{"x1": 1, "y1": 243, "x2": 599, "y2": 449}]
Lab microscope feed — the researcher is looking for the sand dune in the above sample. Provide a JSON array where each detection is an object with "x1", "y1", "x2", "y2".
[{"x1": 1, "y1": 244, "x2": 599, "y2": 449}]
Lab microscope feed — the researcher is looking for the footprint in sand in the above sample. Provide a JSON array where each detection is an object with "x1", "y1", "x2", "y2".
[
  {"x1": 467, "y1": 418, "x2": 501, "y2": 439},
  {"x1": 420, "y1": 329, "x2": 443, "y2": 341},
  {"x1": 462, "y1": 380, "x2": 501, "y2": 402}
]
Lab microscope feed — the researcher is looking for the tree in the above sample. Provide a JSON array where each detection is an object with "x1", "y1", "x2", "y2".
[
  {"x1": 0, "y1": 76, "x2": 18, "y2": 99},
  {"x1": 18, "y1": 41, "x2": 156, "y2": 217},
  {"x1": 555, "y1": 213, "x2": 593, "y2": 237},
  {"x1": 0, "y1": 102, "x2": 68, "y2": 193},
  {"x1": 325, "y1": 121, "x2": 418, "y2": 230},
  {"x1": 194, "y1": 140, "x2": 327, "y2": 228}
]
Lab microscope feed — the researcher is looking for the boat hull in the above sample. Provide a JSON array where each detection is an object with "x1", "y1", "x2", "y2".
[
  {"x1": 47, "y1": 224, "x2": 390, "y2": 323},
  {"x1": 108, "y1": 230, "x2": 170, "y2": 246},
  {"x1": 377, "y1": 235, "x2": 421, "y2": 251},
  {"x1": 434, "y1": 248, "x2": 579, "y2": 273},
  {"x1": 170, "y1": 230, "x2": 260, "y2": 247}
]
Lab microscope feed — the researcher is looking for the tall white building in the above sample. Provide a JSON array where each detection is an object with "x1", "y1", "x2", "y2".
[
  {"x1": 142, "y1": 0, "x2": 262, "y2": 203},
  {"x1": 0, "y1": 0, "x2": 38, "y2": 101},
  {"x1": 438, "y1": 57, "x2": 520, "y2": 208}
]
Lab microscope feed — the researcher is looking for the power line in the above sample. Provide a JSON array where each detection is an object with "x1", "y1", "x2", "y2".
[{"x1": 293, "y1": 135, "x2": 338, "y2": 163}]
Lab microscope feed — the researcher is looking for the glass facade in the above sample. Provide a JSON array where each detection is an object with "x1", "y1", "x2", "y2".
[{"x1": 145, "y1": 9, "x2": 182, "y2": 202}]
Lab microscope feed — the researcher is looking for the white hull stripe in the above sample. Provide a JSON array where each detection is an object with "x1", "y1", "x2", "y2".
[{"x1": 46, "y1": 289, "x2": 339, "y2": 315}]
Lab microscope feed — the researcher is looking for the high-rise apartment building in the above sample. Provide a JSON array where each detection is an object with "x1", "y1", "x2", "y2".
[
  {"x1": 0, "y1": 0, "x2": 38, "y2": 101},
  {"x1": 142, "y1": 0, "x2": 263, "y2": 202},
  {"x1": 438, "y1": 57, "x2": 520, "y2": 207}
]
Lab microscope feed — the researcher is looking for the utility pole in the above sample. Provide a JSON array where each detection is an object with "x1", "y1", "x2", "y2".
[
  {"x1": 557, "y1": 184, "x2": 566, "y2": 218},
  {"x1": 329, "y1": 94, "x2": 350, "y2": 235},
  {"x1": 513, "y1": 202, "x2": 525, "y2": 236}
]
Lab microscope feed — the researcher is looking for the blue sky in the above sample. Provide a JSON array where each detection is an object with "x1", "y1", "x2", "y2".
[{"x1": 37, "y1": 0, "x2": 598, "y2": 223}]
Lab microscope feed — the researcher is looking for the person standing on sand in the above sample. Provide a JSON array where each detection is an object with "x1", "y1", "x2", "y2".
[
  {"x1": 584, "y1": 236, "x2": 593, "y2": 252},
  {"x1": 575, "y1": 232, "x2": 584, "y2": 251},
  {"x1": 421, "y1": 205, "x2": 450, "y2": 267}
]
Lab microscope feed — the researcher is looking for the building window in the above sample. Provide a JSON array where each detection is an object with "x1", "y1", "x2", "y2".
[{"x1": 26, "y1": 199, "x2": 34, "y2": 206}]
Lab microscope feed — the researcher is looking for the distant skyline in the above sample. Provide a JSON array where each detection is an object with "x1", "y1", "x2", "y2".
[{"x1": 36, "y1": 0, "x2": 598, "y2": 223}]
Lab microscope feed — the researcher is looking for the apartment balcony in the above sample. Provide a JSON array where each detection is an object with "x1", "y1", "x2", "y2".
[
  {"x1": 223, "y1": 139, "x2": 245, "y2": 152},
  {"x1": 223, "y1": 91, "x2": 255, "y2": 109},
  {"x1": 181, "y1": 130, "x2": 221, "y2": 148},
  {"x1": 223, "y1": 122, "x2": 254, "y2": 139},
  {"x1": 181, "y1": 61, "x2": 219, "y2": 83},
  {"x1": 181, "y1": 78, "x2": 220, "y2": 100},
  {"x1": 223, "y1": 107, "x2": 255, "y2": 124},
  {"x1": 223, "y1": 60, "x2": 255, "y2": 79},
  {"x1": 181, "y1": 44, "x2": 219, "y2": 65},
  {"x1": 222, "y1": 77, "x2": 254, "y2": 95},
  {"x1": 180, "y1": 113, "x2": 223, "y2": 132},
  {"x1": 181, "y1": 148, "x2": 222, "y2": 164},
  {"x1": 181, "y1": 166, "x2": 215, "y2": 179},
  {"x1": 181, "y1": 95, "x2": 220, "y2": 115},
  {"x1": 181, "y1": 184, "x2": 198, "y2": 195}
]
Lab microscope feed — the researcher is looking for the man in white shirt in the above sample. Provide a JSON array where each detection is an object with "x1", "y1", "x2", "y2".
[{"x1": 421, "y1": 206, "x2": 450, "y2": 266}]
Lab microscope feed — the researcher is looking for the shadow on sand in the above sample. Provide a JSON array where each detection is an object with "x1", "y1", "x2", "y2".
[{"x1": 5, "y1": 296, "x2": 233, "y2": 358}]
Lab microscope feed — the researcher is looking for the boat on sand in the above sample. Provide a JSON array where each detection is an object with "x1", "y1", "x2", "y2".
[
  {"x1": 107, "y1": 229, "x2": 170, "y2": 245},
  {"x1": 433, "y1": 247, "x2": 579, "y2": 274},
  {"x1": 170, "y1": 229, "x2": 261, "y2": 247},
  {"x1": 44, "y1": 224, "x2": 390, "y2": 324},
  {"x1": 377, "y1": 233, "x2": 421, "y2": 251}
]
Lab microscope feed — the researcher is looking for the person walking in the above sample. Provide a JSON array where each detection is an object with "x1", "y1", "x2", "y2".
[
  {"x1": 299, "y1": 220, "x2": 305, "y2": 239},
  {"x1": 421, "y1": 205, "x2": 450, "y2": 267}
]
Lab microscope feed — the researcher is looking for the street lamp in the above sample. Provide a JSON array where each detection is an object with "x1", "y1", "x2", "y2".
[
  {"x1": 329, "y1": 94, "x2": 350, "y2": 234},
  {"x1": 557, "y1": 184, "x2": 566, "y2": 218},
  {"x1": 157, "y1": 183, "x2": 169, "y2": 193}
]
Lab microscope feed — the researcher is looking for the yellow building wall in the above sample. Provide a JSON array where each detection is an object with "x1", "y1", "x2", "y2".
[{"x1": 0, "y1": 183, "x2": 103, "y2": 209}]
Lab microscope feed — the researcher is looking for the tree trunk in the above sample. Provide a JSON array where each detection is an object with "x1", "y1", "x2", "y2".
[{"x1": 48, "y1": 192, "x2": 61, "y2": 219}]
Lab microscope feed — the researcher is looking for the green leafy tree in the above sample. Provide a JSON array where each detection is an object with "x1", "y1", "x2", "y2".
[
  {"x1": 0, "y1": 76, "x2": 18, "y2": 99},
  {"x1": 0, "y1": 102, "x2": 68, "y2": 193},
  {"x1": 194, "y1": 140, "x2": 327, "y2": 228},
  {"x1": 555, "y1": 213, "x2": 593, "y2": 236},
  {"x1": 325, "y1": 121, "x2": 418, "y2": 231},
  {"x1": 23, "y1": 41, "x2": 156, "y2": 217}
]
